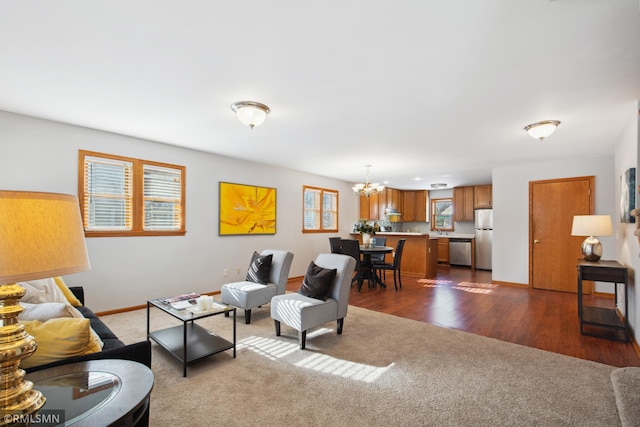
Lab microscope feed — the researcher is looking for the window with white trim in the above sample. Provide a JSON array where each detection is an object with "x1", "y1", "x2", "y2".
[
  {"x1": 303, "y1": 186, "x2": 338, "y2": 232},
  {"x1": 79, "y1": 150, "x2": 186, "y2": 236}
]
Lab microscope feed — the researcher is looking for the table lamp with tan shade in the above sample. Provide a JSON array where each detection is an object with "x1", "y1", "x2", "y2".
[
  {"x1": 0, "y1": 191, "x2": 90, "y2": 422},
  {"x1": 570, "y1": 214, "x2": 613, "y2": 262}
]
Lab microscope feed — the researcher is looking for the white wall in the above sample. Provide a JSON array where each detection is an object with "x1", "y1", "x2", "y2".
[
  {"x1": 492, "y1": 156, "x2": 616, "y2": 286},
  {"x1": 493, "y1": 103, "x2": 640, "y2": 344},
  {"x1": 614, "y1": 103, "x2": 639, "y2": 342},
  {"x1": 0, "y1": 111, "x2": 358, "y2": 312}
]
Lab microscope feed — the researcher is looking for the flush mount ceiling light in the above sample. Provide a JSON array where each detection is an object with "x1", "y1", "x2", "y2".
[
  {"x1": 524, "y1": 120, "x2": 561, "y2": 141},
  {"x1": 352, "y1": 165, "x2": 385, "y2": 198},
  {"x1": 231, "y1": 101, "x2": 270, "y2": 129}
]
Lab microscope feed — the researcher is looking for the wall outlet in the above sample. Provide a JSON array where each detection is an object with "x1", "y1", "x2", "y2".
[
  {"x1": 224, "y1": 268, "x2": 228, "y2": 277},
  {"x1": 236, "y1": 267, "x2": 241, "y2": 275}
]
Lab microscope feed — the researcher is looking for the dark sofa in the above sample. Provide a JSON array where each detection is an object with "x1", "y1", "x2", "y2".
[{"x1": 24, "y1": 286, "x2": 152, "y2": 374}]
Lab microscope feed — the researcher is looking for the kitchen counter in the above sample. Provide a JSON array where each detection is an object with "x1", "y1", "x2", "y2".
[
  {"x1": 376, "y1": 231, "x2": 434, "y2": 237},
  {"x1": 428, "y1": 233, "x2": 475, "y2": 239},
  {"x1": 351, "y1": 233, "x2": 437, "y2": 278},
  {"x1": 376, "y1": 231, "x2": 475, "y2": 239}
]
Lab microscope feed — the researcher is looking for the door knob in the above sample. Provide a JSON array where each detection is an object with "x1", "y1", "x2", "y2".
[{"x1": 534, "y1": 239, "x2": 540, "y2": 243}]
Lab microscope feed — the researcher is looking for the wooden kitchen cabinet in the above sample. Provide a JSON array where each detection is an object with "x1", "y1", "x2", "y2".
[
  {"x1": 359, "y1": 193, "x2": 379, "y2": 220},
  {"x1": 377, "y1": 189, "x2": 387, "y2": 220},
  {"x1": 474, "y1": 185, "x2": 492, "y2": 209},
  {"x1": 369, "y1": 193, "x2": 379, "y2": 220},
  {"x1": 414, "y1": 190, "x2": 427, "y2": 222},
  {"x1": 437, "y1": 237, "x2": 450, "y2": 264},
  {"x1": 403, "y1": 191, "x2": 416, "y2": 221},
  {"x1": 387, "y1": 188, "x2": 402, "y2": 213},
  {"x1": 359, "y1": 194, "x2": 369, "y2": 220},
  {"x1": 453, "y1": 186, "x2": 474, "y2": 222},
  {"x1": 402, "y1": 190, "x2": 428, "y2": 222}
]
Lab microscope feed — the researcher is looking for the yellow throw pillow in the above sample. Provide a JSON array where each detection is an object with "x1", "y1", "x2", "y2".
[
  {"x1": 54, "y1": 277, "x2": 82, "y2": 307},
  {"x1": 20, "y1": 318, "x2": 102, "y2": 369}
]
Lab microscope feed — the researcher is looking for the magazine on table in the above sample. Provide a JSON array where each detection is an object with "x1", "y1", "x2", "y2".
[{"x1": 161, "y1": 292, "x2": 200, "y2": 310}]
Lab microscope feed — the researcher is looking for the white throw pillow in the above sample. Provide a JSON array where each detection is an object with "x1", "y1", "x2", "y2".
[
  {"x1": 19, "y1": 302, "x2": 84, "y2": 322},
  {"x1": 18, "y1": 278, "x2": 68, "y2": 304}
]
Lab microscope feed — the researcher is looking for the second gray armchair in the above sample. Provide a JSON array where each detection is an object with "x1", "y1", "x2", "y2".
[{"x1": 270, "y1": 253, "x2": 356, "y2": 349}]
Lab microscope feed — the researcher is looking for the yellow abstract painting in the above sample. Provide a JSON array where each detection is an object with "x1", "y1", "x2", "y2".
[{"x1": 219, "y1": 182, "x2": 276, "y2": 235}]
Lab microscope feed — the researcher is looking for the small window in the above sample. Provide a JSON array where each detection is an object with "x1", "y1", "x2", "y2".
[
  {"x1": 79, "y1": 150, "x2": 186, "y2": 237},
  {"x1": 303, "y1": 186, "x2": 338, "y2": 233},
  {"x1": 431, "y1": 198, "x2": 454, "y2": 231}
]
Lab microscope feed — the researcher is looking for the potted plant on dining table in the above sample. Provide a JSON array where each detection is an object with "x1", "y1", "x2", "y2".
[{"x1": 354, "y1": 219, "x2": 377, "y2": 247}]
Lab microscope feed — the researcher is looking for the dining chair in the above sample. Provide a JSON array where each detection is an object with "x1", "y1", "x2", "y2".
[
  {"x1": 340, "y1": 239, "x2": 367, "y2": 289},
  {"x1": 372, "y1": 239, "x2": 405, "y2": 290},
  {"x1": 370, "y1": 236, "x2": 387, "y2": 280},
  {"x1": 370, "y1": 236, "x2": 387, "y2": 262},
  {"x1": 329, "y1": 237, "x2": 343, "y2": 253}
]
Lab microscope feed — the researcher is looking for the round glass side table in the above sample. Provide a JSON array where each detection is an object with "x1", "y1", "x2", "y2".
[{"x1": 25, "y1": 359, "x2": 154, "y2": 426}]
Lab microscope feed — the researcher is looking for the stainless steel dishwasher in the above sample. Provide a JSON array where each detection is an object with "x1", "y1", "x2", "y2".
[{"x1": 449, "y1": 238, "x2": 472, "y2": 266}]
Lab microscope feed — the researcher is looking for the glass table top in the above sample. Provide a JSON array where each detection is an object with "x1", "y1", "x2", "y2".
[{"x1": 34, "y1": 371, "x2": 121, "y2": 425}]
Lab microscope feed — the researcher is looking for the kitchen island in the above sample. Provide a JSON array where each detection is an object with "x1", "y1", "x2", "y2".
[{"x1": 352, "y1": 232, "x2": 438, "y2": 279}]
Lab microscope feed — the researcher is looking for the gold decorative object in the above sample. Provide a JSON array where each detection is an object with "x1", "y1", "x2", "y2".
[{"x1": 0, "y1": 191, "x2": 91, "y2": 423}]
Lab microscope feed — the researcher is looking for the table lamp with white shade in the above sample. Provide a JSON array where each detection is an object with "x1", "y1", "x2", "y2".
[
  {"x1": 570, "y1": 215, "x2": 613, "y2": 261},
  {"x1": 0, "y1": 191, "x2": 91, "y2": 421}
]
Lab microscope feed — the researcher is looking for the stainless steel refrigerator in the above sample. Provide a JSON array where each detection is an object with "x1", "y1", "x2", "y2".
[{"x1": 474, "y1": 209, "x2": 493, "y2": 270}]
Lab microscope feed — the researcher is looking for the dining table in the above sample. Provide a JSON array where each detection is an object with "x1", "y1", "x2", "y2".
[{"x1": 359, "y1": 245, "x2": 393, "y2": 289}]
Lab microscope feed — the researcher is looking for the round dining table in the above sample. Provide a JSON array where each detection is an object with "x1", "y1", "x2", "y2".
[{"x1": 359, "y1": 245, "x2": 393, "y2": 289}]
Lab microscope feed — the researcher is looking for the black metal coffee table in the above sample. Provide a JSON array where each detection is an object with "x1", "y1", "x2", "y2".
[{"x1": 147, "y1": 297, "x2": 236, "y2": 377}]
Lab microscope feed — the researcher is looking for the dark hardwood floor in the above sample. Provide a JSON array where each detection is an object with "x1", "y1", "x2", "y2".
[{"x1": 287, "y1": 265, "x2": 640, "y2": 367}]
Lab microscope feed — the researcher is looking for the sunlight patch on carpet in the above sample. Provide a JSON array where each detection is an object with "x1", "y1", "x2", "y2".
[
  {"x1": 238, "y1": 335, "x2": 394, "y2": 383},
  {"x1": 239, "y1": 336, "x2": 299, "y2": 360},
  {"x1": 295, "y1": 353, "x2": 394, "y2": 383}
]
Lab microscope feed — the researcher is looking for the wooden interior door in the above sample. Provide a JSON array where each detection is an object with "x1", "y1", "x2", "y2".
[{"x1": 529, "y1": 176, "x2": 594, "y2": 292}]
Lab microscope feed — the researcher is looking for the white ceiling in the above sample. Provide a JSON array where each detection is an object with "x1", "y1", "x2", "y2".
[{"x1": 1, "y1": 1, "x2": 639, "y2": 189}]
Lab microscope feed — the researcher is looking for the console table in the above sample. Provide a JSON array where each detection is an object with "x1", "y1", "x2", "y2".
[{"x1": 577, "y1": 260, "x2": 629, "y2": 341}]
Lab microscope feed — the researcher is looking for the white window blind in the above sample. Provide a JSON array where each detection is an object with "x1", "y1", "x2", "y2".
[
  {"x1": 79, "y1": 150, "x2": 186, "y2": 236},
  {"x1": 303, "y1": 186, "x2": 338, "y2": 232},
  {"x1": 322, "y1": 190, "x2": 338, "y2": 230},
  {"x1": 304, "y1": 187, "x2": 321, "y2": 230},
  {"x1": 143, "y1": 164, "x2": 182, "y2": 230},
  {"x1": 83, "y1": 156, "x2": 133, "y2": 231}
]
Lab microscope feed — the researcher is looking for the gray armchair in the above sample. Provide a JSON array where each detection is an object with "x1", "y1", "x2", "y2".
[
  {"x1": 221, "y1": 249, "x2": 294, "y2": 324},
  {"x1": 270, "y1": 253, "x2": 356, "y2": 349}
]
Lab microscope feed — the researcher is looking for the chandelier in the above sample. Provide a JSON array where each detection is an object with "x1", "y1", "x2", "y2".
[{"x1": 352, "y1": 165, "x2": 385, "y2": 198}]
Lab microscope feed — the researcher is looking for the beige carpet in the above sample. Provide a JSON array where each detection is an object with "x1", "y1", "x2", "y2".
[{"x1": 101, "y1": 305, "x2": 620, "y2": 426}]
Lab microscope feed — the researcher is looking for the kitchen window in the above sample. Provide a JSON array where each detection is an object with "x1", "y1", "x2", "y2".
[
  {"x1": 431, "y1": 198, "x2": 453, "y2": 231},
  {"x1": 79, "y1": 150, "x2": 186, "y2": 237},
  {"x1": 303, "y1": 186, "x2": 338, "y2": 233}
]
